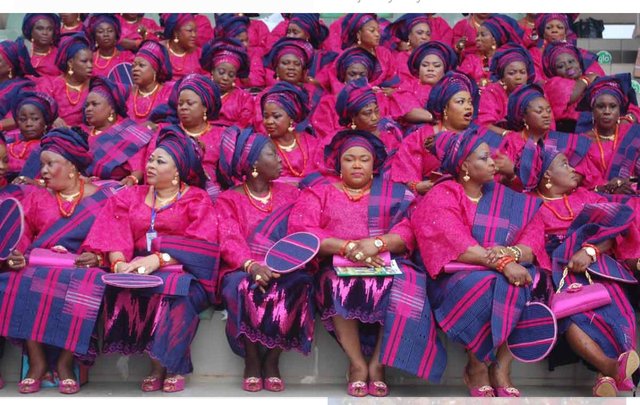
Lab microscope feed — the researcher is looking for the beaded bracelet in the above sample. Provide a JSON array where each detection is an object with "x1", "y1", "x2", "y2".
[
  {"x1": 496, "y1": 256, "x2": 515, "y2": 273},
  {"x1": 243, "y1": 259, "x2": 256, "y2": 272},
  {"x1": 110, "y1": 258, "x2": 125, "y2": 273},
  {"x1": 339, "y1": 240, "x2": 354, "y2": 257}
]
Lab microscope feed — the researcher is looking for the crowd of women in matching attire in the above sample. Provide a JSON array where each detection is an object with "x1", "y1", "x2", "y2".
[{"x1": 1, "y1": 11, "x2": 640, "y2": 398}]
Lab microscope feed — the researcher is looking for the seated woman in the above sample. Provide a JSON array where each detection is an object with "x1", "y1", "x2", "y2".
[
  {"x1": 392, "y1": 71, "x2": 478, "y2": 195},
  {"x1": 217, "y1": 126, "x2": 311, "y2": 393},
  {"x1": 285, "y1": 14, "x2": 338, "y2": 87},
  {"x1": 150, "y1": 73, "x2": 223, "y2": 200},
  {"x1": 519, "y1": 144, "x2": 640, "y2": 397},
  {"x1": 1, "y1": 127, "x2": 113, "y2": 394},
  {"x1": 335, "y1": 78, "x2": 403, "y2": 157},
  {"x1": 529, "y1": 14, "x2": 604, "y2": 81},
  {"x1": 126, "y1": 40, "x2": 174, "y2": 125},
  {"x1": 401, "y1": 40, "x2": 457, "y2": 102},
  {"x1": 260, "y1": 81, "x2": 322, "y2": 184},
  {"x1": 458, "y1": 14, "x2": 526, "y2": 87},
  {"x1": 452, "y1": 13, "x2": 491, "y2": 59},
  {"x1": 340, "y1": 14, "x2": 397, "y2": 87},
  {"x1": 289, "y1": 130, "x2": 446, "y2": 397},
  {"x1": 6, "y1": 91, "x2": 58, "y2": 184},
  {"x1": 86, "y1": 14, "x2": 134, "y2": 79},
  {"x1": 386, "y1": 14, "x2": 432, "y2": 85},
  {"x1": 410, "y1": 126, "x2": 547, "y2": 397},
  {"x1": 542, "y1": 41, "x2": 601, "y2": 133},
  {"x1": 38, "y1": 33, "x2": 92, "y2": 127},
  {"x1": 82, "y1": 126, "x2": 219, "y2": 393},
  {"x1": 0, "y1": 39, "x2": 37, "y2": 133},
  {"x1": 60, "y1": 14, "x2": 87, "y2": 35},
  {"x1": 82, "y1": 76, "x2": 153, "y2": 186},
  {"x1": 160, "y1": 14, "x2": 206, "y2": 81},
  {"x1": 22, "y1": 14, "x2": 61, "y2": 78},
  {"x1": 199, "y1": 37, "x2": 255, "y2": 128},
  {"x1": 477, "y1": 44, "x2": 537, "y2": 133},
  {"x1": 116, "y1": 13, "x2": 162, "y2": 52}
]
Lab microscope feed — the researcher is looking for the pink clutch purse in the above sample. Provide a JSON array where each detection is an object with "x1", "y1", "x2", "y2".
[
  {"x1": 28, "y1": 248, "x2": 79, "y2": 267},
  {"x1": 549, "y1": 267, "x2": 611, "y2": 319},
  {"x1": 333, "y1": 251, "x2": 391, "y2": 267}
]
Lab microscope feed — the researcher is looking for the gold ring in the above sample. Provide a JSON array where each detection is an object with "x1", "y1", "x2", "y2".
[
  {"x1": 365, "y1": 257, "x2": 373, "y2": 264},
  {"x1": 255, "y1": 274, "x2": 263, "y2": 281},
  {"x1": 7, "y1": 259, "x2": 14, "y2": 266},
  {"x1": 514, "y1": 281, "x2": 521, "y2": 287},
  {"x1": 617, "y1": 180, "x2": 622, "y2": 187},
  {"x1": 137, "y1": 266, "x2": 146, "y2": 274},
  {"x1": 355, "y1": 252, "x2": 364, "y2": 261},
  {"x1": 347, "y1": 242, "x2": 357, "y2": 251}
]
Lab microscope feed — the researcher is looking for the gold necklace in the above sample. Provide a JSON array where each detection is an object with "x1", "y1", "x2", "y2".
[
  {"x1": 276, "y1": 138, "x2": 297, "y2": 152},
  {"x1": 245, "y1": 184, "x2": 272, "y2": 204},
  {"x1": 168, "y1": 45, "x2": 186, "y2": 57},
  {"x1": 65, "y1": 80, "x2": 84, "y2": 91},
  {"x1": 137, "y1": 83, "x2": 159, "y2": 97},
  {"x1": 181, "y1": 123, "x2": 210, "y2": 137},
  {"x1": 59, "y1": 189, "x2": 81, "y2": 202},
  {"x1": 466, "y1": 193, "x2": 483, "y2": 203},
  {"x1": 156, "y1": 189, "x2": 180, "y2": 206}
]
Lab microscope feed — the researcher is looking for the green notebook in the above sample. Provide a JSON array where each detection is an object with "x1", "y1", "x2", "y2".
[{"x1": 334, "y1": 259, "x2": 403, "y2": 277}]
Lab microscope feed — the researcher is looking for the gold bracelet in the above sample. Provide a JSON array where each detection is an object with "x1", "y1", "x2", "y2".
[{"x1": 243, "y1": 259, "x2": 255, "y2": 272}]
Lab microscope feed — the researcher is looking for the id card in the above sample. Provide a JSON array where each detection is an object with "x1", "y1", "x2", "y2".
[{"x1": 146, "y1": 230, "x2": 158, "y2": 251}]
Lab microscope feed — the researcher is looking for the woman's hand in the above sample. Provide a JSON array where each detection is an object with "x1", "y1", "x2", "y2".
[
  {"x1": 11, "y1": 176, "x2": 37, "y2": 185},
  {"x1": 120, "y1": 254, "x2": 160, "y2": 275},
  {"x1": 502, "y1": 262, "x2": 532, "y2": 286},
  {"x1": 6, "y1": 250, "x2": 26, "y2": 270},
  {"x1": 415, "y1": 180, "x2": 434, "y2": 195},
  {"x1": 493, "y1": 152, "x2": 515, "y2": 177},
  {"x1": 75, "y1": 252, "x2": 100, "y2": 268},
  {"x1": 249, "y1": 264, "x2": 280, "y2": 293},
  {"x1": 119, "y1": 176, "x2": 138, "y2": 187},
  {"x1": 568, "y1": 249, "x2": 593, "y2": 273},
  {"x1": 485, "y1": 245, "x2": 507, "y2": 265},
  {"x1": 599, "y1": 178, "x2": 635, "y2": 195}
]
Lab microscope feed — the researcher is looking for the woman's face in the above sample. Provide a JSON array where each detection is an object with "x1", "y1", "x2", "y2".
[
  {"x1": 146, "y1": 147, "x2": 179, "y2": 188},
  {"x1": 419, "y1": 54, "x2": 445, "y2": 85},
  {"x1": 344, "y1": 63, "x2": 368, "y2": 84},
  {"x1": 544, "y1": 19, "x2": 567, "y2": 42},
  {"x1": 444, "y1": 90, "x2": 474, "y2": 130},
  {"x1": 475, "y1": 25, "x2": 496, "y2": 54},
  {"x1": 131, "y1": 56, "x2": 156, "y2": 86},
  {"x1": 502, "y1": 61, "x2": 528, "y2": 93},
  {"x1": 253, "y1": 141, "x2": 282, "y2": 181},
  {"x1": 340, "y1": 146, "x2": 374, "y2": 189},
  {"x1": 286, "y1": 23, "x2": 310, "y2": 42},
  {"x1": 262, "y1": 102, "x2": 291, "y2": 138},
  {"x1": 0, "y1": 144, "x2": 8, "y2": 179},
  {"x1": 68, "y1": 48, "x2": 93, "y2": 81},
  {"x1": 408, "y1": 23, "x2": 431, "y2": 49},
  {"x1": 17, "y1": 104, "x2": 47, "y2": 140},
  {"x1": 31, "y1": 18, "x2": 55, "y2": 47},
  {"x1": 84, "y1": 92, "x2": 114, "y2": 128},
  {"x1": 175, "y1": 21, "x2": 197, "y2": 51},
  {"x1": 178, "y1": 89, "x2": 207, "y2": 128},
  {"x1": 553, "y1": 52, "x2": 581, "y2": 79},
  {"x1": 235, "y1": 32, "x2": 249, "y2": 48},
  {"x1": 358, "y1": 20, "x2": 380, "y2": 48},
  {"x1": 352, "y1": 102, "x2": 380, "y2": 132},
  {"x1": 40, "y1": 150, "x2": 77, "y2": 191},
  {"x1": 524, "y1": 96, "x2": 552, "y2": 134},
  {"x1": 276, "y1": 54, "x2": 304, "y2": 84},
  {"x1": 94, "y1": 22, "x2": 117, "y2": 50},
  {"x1": 593, "y1": 94, "x2": 621, "y2": 133},
  {"x1": 544, "y1": 153, "x2": 578, "y2": 193},
  {"x1": 211, "y1": 62, "x2": 237, "y2": 93},
  {"x1": 461, "y1": 142, "x2": 495, "y2": 184}
]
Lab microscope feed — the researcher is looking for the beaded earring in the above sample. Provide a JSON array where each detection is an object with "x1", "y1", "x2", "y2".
[
  {"x1": 173, "y1": 36, "x2": 179, "y2": 43},
  {"x1": 7, "y1": 70, "x2": 12, "y2": 79},
  {"x1": 524, "y1": 122, "x2": 530, "y2": 130},
  {"x1": 491, "y1": 44, "x2": 497, "y2": 50},
  {"x1": 172, "y1": 174, "x2": 179, "y2": 186},
  {"x1": 350, "y1": 121, "x2": 357, "y2": 130},
  {"x1": 288, "y1": 122, "x2": 295, "y2": 133},
  {"x1": 463, "y1": 171, "x2": 470, "y2": 182},
  {"x1": 68, "y1": 67, "x2": 74, "y2": 76},
  {"x1": 545, "y1": 178, "x2": 553, "y2": 189},
  {"x1": 68, "y1": 172, "x2": 75, "y2": 179},
  {"x1": 203, "y1": 112, "x2": 208, "y2": 122},
  {"x1": 108, "y1": 113, "x2": 115, "y2": 123},
  {"x1": 251, "y1": 166, "x2": 259, "y2": 178}
]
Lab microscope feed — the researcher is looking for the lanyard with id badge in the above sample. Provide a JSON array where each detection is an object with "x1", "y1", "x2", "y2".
[{"x1": 146, "y1": 188, "x2": 182, "y2": 251}]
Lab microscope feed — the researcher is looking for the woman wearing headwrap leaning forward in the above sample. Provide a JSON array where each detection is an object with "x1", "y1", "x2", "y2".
[
  {"x1": 410, "y1": 126, "x2": 547, "y2": 397},
  {"x1": 216, "y1": 126, "x2": 313, "y2": 393},
  {"x1": 517, "y1": 142, "x2": 640, "y2": 396},
  {"x1": 289, "y1": 130, "x2": 446, "y2": 397},
  {"x1": 160, "y1": 13, "x2": 206, "y2": 81},
  {"x1": 1, "y1": 127, "x2": 115, "y2": 394},
  {"x1": 82, "y1": 126, "x2": 219, "y2": 393}
]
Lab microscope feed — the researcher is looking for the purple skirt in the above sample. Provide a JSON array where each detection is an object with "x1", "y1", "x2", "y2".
[
  {"x1": 101, "y1": 283, "x2": 208, "y2": 375},
  {"x1": 222, "y1": 270, "x2": 315, "y2": 357},
  {"x1": 316, "y1": 264, "x2": 393, "y2": 355}
]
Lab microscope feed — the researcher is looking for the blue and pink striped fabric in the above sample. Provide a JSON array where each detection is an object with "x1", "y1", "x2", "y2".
[{"x1": 0, "y1": 198, "x2": 23, "y2": 259}]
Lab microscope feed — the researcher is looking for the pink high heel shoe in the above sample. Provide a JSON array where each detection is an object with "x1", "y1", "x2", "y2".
[
  {"x1": 616, "y1": 350, "x2": 640, "y2": 391},
  {"x1": 593, "y1": 376, "x2": 618, "y2": 397},
  {"x1": 58, "y1": 378, "x2": 80, "y2": 394},
  {"x1": 141, "y1": 375, "x2": 163, "y2": 392},
  {"x1": 18, "y1": 377, "x2": 42, "y2": 394},
  {"x1": 347, "y1": 380, "x2": 368, "y2": 397},
  {"x1": 163, "y1": 375, "x2": 185, "y2": 393},
  {"x1": 368, "y1": 380, "x2": 389, "y2": 397},
  {"x1": 494, "y1": 386, "x2": 521, "y2": 397},
  {"x1": 242, "y1": 377, "x2": 263, "y2": 392},
  {"x1": 264, "y1": 376, "x2": 285, "y2": 392}
]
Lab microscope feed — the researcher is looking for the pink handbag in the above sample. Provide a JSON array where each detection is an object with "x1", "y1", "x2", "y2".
[
  {"x1": 28, "y1": 248, "x2": 79, "y2": 267},
  {"x1": 549, "y1": 267, "x2": 611, "y2": 319}
]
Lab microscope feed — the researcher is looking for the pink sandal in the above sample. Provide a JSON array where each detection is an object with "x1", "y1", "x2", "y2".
[
  {"x1": 59, "y1": 378, "x2": 80, "y2": 394},
  {"x1": 264, "y1": 377, "x2": 285, "y2": 392},
  {"x1": 242, "y1": 377, "x2": 263, "y2": 392},
  {"x1": 347, "y1": 380, "x2": 368, "y2": 397},
  {"x1": 141, "y1": 375, "x2": 163, "y2": 392},
  {"x1": 368, "y1": 381, "x2": 389, "y2": 397},
  {"x1": 593, "y1": 376, "x2": 618, "y2": 397},
  {"x1": 616, "y1": 350, "x2": 640, "y2": 391},
  {"x1": 18, "y1": 377, "x2": 41, "y2": 394},
  {"x1": 463, "y1": 369, "x2": 495, "y2": 397},
  {"x1": 163, "y1": 375, "x2": 185, "y2": 393},
  {"x1": 495, "y1": 386, "x2": 521, "y2": 397}
]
